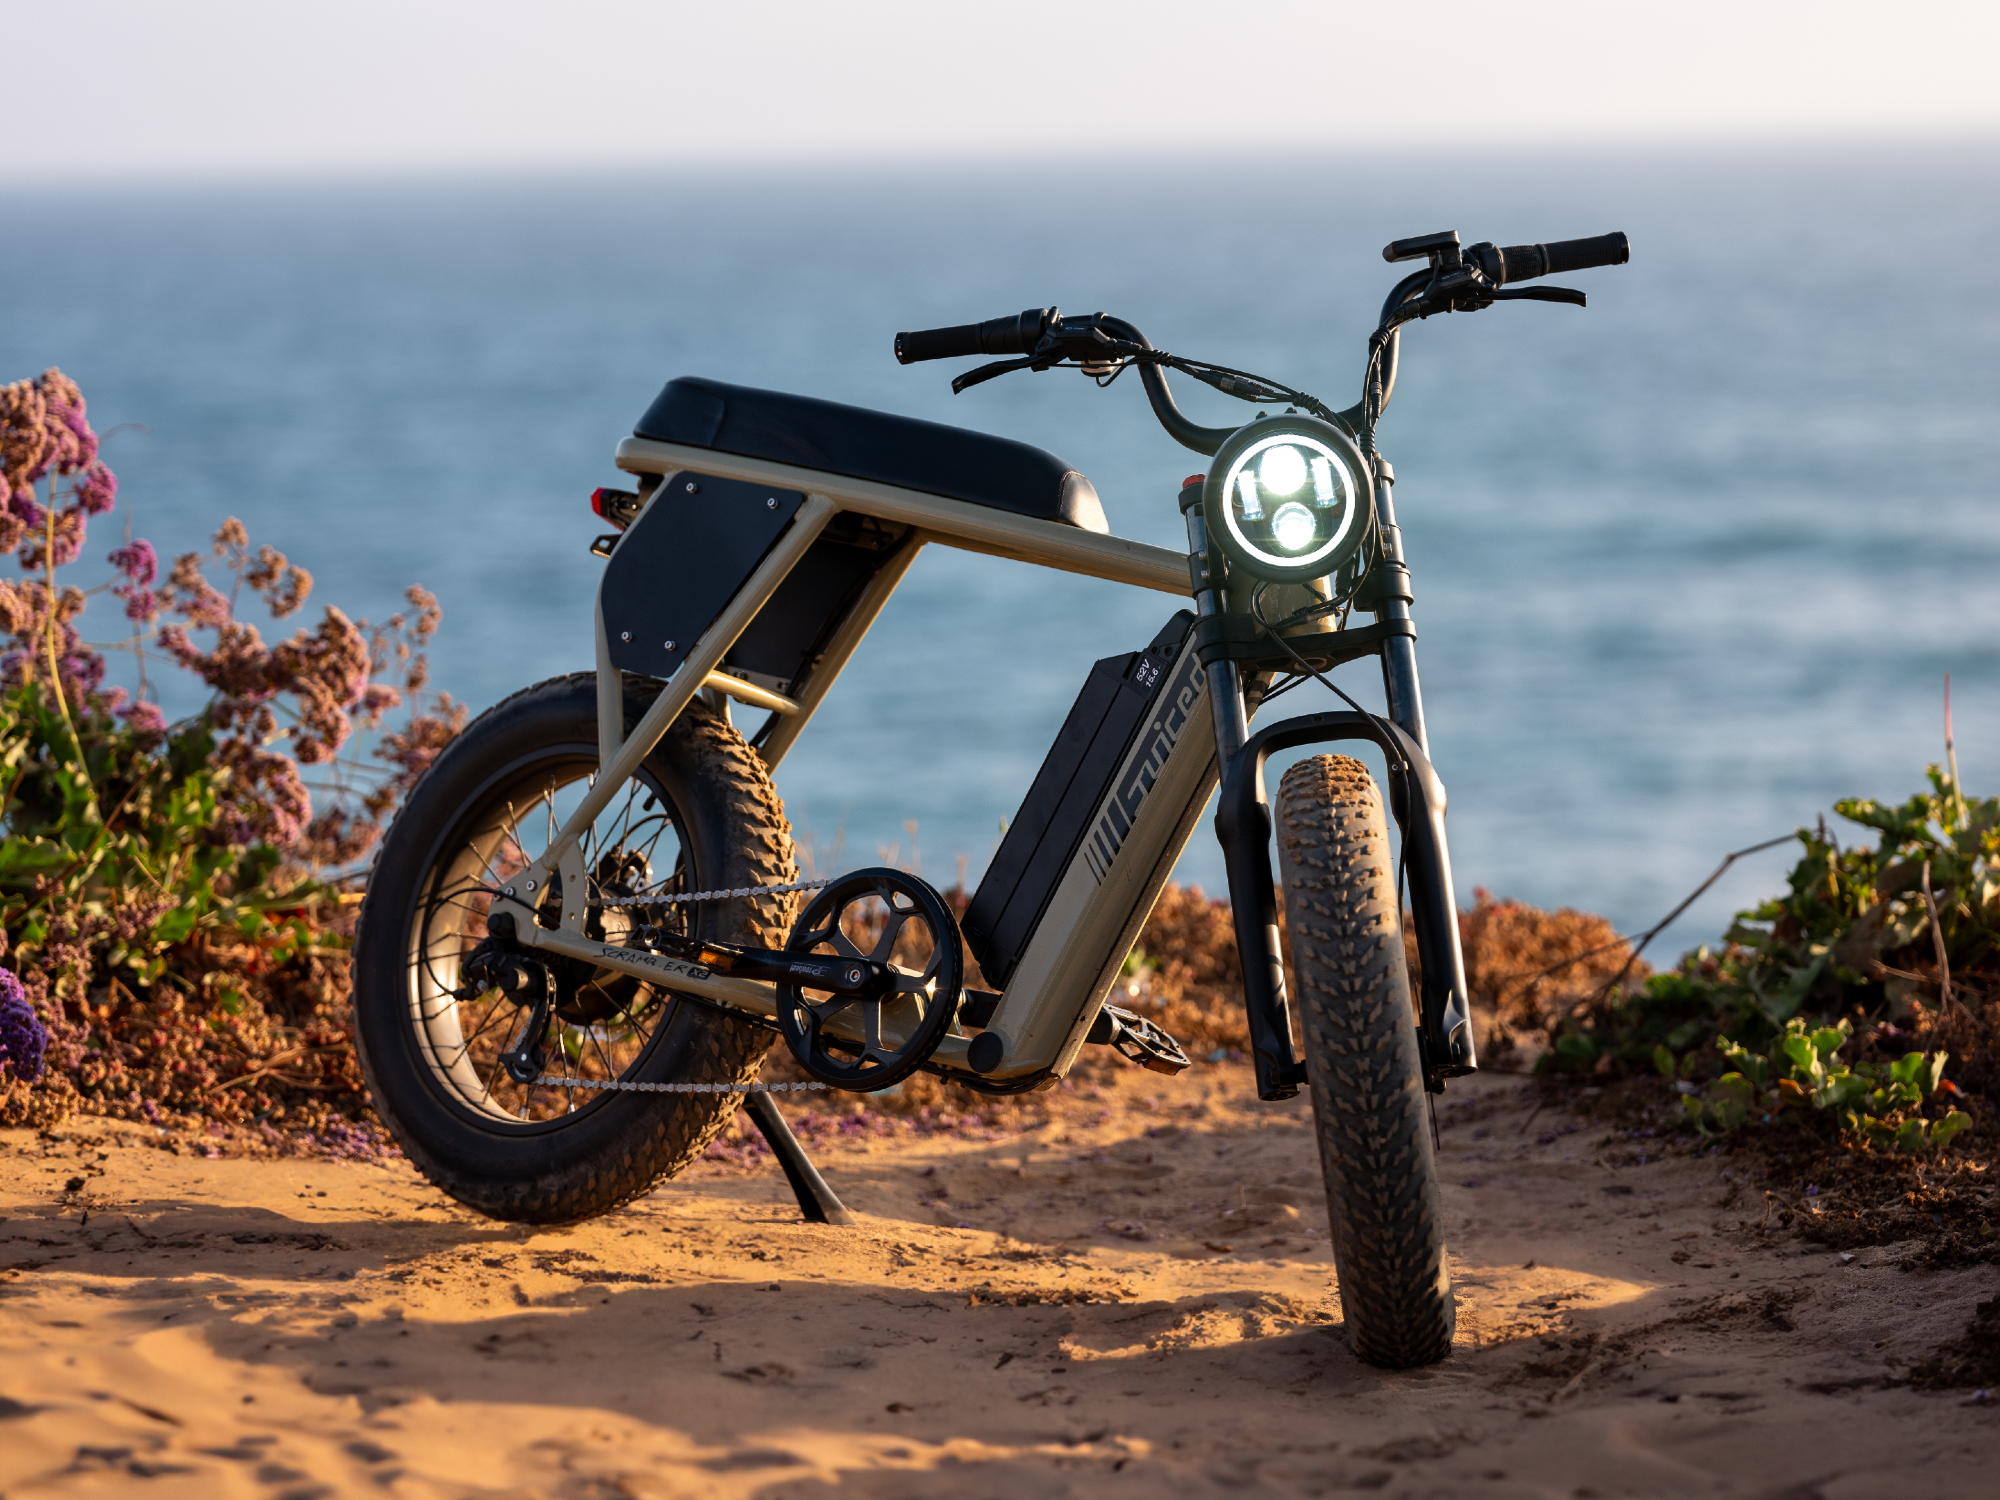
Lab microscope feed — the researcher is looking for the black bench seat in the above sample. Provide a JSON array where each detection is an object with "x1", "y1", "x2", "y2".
[{"x1": 634, "y1": 376, "x2": 1108, "y2": 533}]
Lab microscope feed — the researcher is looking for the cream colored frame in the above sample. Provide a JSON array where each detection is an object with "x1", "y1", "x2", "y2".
[{"x1": 492, "y1": 438, "x2": 1212, "y2": 1084}]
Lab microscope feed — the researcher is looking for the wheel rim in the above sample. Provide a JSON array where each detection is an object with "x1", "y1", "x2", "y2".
[{"x1": 403, "y1": 746, "x2": 694, "y2": 1130}]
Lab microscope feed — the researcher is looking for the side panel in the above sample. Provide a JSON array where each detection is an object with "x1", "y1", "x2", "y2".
[
  {"x1": 600, "y1": 474, "x2": 804, "y2": 680},
  {"x1": 978, "y1": 629, "x2": 1218, "y2": 1078}
]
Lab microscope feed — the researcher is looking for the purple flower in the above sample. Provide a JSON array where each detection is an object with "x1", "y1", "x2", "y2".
[
  {"x1": 109, "y1": 538, "x2": 157, "y2": 587},
  {"x1": 0, "y1": 968, "x2": 47, "y2": 1084},
  {"x1": 74, "y1": 460, "x2": 117, "y2": 515},
  {"x1": 118, "y1": 699, "x2": 168, "y2": 741},
  {"x1": 110, "y1": 538, "x2": 160, "y2": 624}
]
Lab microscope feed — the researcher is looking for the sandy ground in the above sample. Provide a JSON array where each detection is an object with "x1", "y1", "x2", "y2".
[{"x1": 2, "y1": 1065, "x2": 1995, "y2": 1499}]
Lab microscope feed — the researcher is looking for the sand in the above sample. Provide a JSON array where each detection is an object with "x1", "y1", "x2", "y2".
[{"x1": 2, "y1": 1065, "x2": 1994, "y2": 1499}]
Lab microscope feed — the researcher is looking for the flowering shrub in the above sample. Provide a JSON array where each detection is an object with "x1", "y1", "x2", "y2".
[{"x1": 0, "y1": 368, "x2": 462, "y2": 1136}]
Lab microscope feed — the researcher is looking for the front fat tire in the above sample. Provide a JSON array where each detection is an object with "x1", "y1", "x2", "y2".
[
  {"x1": 1276, "y1": 754, "x2": 1456, "y2": 1368},
  {"x1": 353, "y1": 674, "x2": 796, "y2": 1224}
]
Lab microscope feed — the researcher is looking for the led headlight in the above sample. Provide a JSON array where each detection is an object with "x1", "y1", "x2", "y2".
[{"x1": 1202, "y1": 415, "x2": 1368, "y2": 584}]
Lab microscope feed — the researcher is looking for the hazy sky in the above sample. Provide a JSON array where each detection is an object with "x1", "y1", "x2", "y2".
[{"x1": 10, "y1": 0, "x2": 1999, "y2": 179}]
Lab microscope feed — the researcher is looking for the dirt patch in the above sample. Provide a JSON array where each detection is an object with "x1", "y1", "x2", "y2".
[
  {"x1": 5, "y1": 1064, "x2": 1996, "y2": 1498},
  {"x1": 1910, "y1": 1297, "x2": 2000, "y2": 1390}
]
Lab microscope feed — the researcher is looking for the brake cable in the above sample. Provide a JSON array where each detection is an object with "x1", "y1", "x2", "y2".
[{"x1": 953, "y1": 336, "x2": 1344, "y2": 427}]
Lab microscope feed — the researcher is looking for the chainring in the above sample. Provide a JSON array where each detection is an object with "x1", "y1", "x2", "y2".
[{"x1": 775, "y1": 868, "x2": 962, "y2": 1090}]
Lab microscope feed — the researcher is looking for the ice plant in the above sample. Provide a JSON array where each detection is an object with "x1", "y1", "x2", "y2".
[{"x1": 0, "y1": 968, "x2": 47, "y2": 1086}]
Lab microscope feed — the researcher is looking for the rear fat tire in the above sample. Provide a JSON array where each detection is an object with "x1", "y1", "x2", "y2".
[
  {"x1": 353, "y1": 674, "x2": 798, "y2": 1224},
  {"x1": 1276, "y1": 753, "x2": 1456, "y2": 1368}
]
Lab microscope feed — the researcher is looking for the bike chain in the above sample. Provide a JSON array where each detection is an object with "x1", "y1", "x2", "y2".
[
  {"x1": 587, "y1": 876, "x2": 831, "y2": 909},
  {"x1": 537, "y1": 876, "x2": 836, "y2": 1092},
  {"x1": 535, "y1": 1077, "x2": 828, "y2": 1094}
]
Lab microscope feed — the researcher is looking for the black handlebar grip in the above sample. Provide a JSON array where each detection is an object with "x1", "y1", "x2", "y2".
[
  {"x1": 1495, "y1": 232, "x2": 1629, "y2": 284},
  {"x1": 894, "y1": 307, "x2": 1054, "y2": 364}
]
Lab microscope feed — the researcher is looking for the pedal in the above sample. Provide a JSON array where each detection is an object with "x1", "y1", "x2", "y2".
[{"x1": 1088, "y1": 1003, "x2": 1191, "y2": 1076}]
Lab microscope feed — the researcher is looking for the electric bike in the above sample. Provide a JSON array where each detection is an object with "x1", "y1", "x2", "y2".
[{"x1": 353, "y1": 227, "x2": 1631, "y2": 1368}]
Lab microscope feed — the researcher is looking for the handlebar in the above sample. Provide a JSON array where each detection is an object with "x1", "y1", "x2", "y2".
[
  {"x1": 1475, "y1": 232, "x2": 1629, "y2": 285},
  {"x1": 1094, "y1": 316, "x2": 1238, "y2": 457},
  {"x1": 1383, "y1": 229, "x2": 1629, "y2": 285},
  {"x1": 894, "y1": 226, "x2": 1630, "y2": 455},
  {"x1": 895, "y1": 308, "x2": 1053, "y2": 365},
  {"x1": 1371, "y1": 228, "x2": 1630, "y2": 414},
  {"x1": 893, "y1": 306, "x2": 1236, "y2": 456}
]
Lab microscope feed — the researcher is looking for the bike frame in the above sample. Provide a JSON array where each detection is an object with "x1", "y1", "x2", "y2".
[{"x1": 490, "y1": 433, "x2": 1476, "y2": 1100}]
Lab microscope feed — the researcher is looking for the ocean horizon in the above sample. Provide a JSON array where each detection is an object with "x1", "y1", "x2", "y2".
[{"x1": 5, "y1": 140, "x2": 1997, "y2": 957}]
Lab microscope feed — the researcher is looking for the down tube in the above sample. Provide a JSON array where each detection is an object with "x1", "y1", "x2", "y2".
[{"x1": 978, "y1": 637, "x2": 1220, "y2": 1082}]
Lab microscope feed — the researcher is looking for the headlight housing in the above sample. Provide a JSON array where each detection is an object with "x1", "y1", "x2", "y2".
[{"x1": 1202, "y1": 415, "x2": 1369, "y2": 585}]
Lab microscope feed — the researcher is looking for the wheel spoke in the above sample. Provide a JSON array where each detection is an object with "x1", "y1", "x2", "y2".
[
  {"x1": 480, "y1": 1048, "x2": 507, "y2": 1105},
  {"x1": 375, "y1": 691, "x2": 766, "y2": 1134},
  {"x1": 587, "y1": 1023, "x2": 621, "y2": 1080}
]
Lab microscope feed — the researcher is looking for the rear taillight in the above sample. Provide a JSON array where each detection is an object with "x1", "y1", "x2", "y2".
[{"x1": 591, "y1": 486, "x2": 639, "y2": 529}]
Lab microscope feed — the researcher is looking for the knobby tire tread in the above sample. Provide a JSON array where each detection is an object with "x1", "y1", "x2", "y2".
[
  {"x1": 1276, "y1": 754, "x2": 1455, "y2": 1368},
  {"x1": 354, "y1": 674, "x2": 800, "y2": 1224}
]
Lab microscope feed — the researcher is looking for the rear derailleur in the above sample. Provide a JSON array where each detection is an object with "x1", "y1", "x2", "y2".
[{"x1": 463, "y1": 936, "x2": 555, "y2": 1085}]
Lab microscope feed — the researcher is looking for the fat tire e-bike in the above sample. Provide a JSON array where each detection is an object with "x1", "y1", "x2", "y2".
[{"x1": 353, "y1": 227, "x2": 1630, "y2": 1368}]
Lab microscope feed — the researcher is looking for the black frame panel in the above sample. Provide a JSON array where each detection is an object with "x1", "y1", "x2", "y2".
[{"x1": 600, "y1": 474, "x2": 805, "y2": 680}]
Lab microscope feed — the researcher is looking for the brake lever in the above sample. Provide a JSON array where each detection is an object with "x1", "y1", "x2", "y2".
[
  {"x1": 1492, "y1": 286, "x2": 1587, "y2": 307},
  {"x1": 952, "y1": 318, "x2": 1158, "y2": 395},
  {"x1": 950, "y1": 357, "x2": 1036, "y2": 394}
]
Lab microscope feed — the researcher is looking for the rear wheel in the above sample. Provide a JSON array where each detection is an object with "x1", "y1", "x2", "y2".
[
  {"x1": 1275, "y1": 753, "x2": 1455, "y2": 1368},
  {"x1": 353, "y1": 674, "x2": 798, "y2": 1223}
]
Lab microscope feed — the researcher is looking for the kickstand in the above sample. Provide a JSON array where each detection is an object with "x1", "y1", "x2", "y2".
[{"x1": 742, "y1": 1091, "x2": 855, "y2": 1226}]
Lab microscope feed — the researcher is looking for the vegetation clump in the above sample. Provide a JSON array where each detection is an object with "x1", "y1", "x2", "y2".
[
  {"x1": 1678, "y1": 1017, "x2": 1969, "y2": 1152},
  {"x1": 0, "y1": 368, "x2": 460, "y2": 1148},
  {"x1": 1542, "y1": 766, "x2": 1992, "y2": 1161}
]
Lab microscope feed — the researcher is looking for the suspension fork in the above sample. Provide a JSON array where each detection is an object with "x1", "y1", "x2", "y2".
[
  {"x1": 1196, "y1": 464, "x2": 1477, "y2": 1100},
  {"x1": 1369, "y1": 459, "x2": 1426, "y2": 754},
  {"x1": 1365, "y1": 456, "x2": 1476, "y2": 1086}
]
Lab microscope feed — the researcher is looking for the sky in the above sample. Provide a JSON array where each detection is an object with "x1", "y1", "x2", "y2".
[{"x1": 10, "y1": 0, "x2": 1998, "y2": 180}]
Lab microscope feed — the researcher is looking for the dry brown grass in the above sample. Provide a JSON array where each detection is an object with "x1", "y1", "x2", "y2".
[
  {"x1": 10, "y1": 873, "x2": 1640, "y2": 1150},
  {"x1": 1455, "y1": 887, "x2": 1649, "y2": 1069},
  {"x1": 2, "y1": 901, "x2": 387, "y2": 1155}
]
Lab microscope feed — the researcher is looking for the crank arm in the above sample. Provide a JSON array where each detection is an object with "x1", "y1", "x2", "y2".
[{"x1": 640, "y1": 930, "x2": 891, "y2": 997}]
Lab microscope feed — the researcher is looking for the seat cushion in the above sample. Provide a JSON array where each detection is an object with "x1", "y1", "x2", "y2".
[{"x1": 634, "y1": 377, "x2": 1107, "y2": 533}]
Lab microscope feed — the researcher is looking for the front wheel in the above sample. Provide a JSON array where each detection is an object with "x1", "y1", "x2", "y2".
[
  {"x1": 1276, "y1": 753, "x2": 1455, "y2": 1368},
  {"x1": 352, "y1": 674, "x2": 799, "y2": 1223}
]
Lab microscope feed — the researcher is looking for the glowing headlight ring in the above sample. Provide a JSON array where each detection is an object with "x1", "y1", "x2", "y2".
[{"x1": 1201, "y1": 415, "x2": 1369, "y2": 585}]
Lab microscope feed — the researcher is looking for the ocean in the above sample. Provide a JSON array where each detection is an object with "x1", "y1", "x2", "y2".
[{"x1": 5, "y1": 142, "x2": 1997, "y2": 957}]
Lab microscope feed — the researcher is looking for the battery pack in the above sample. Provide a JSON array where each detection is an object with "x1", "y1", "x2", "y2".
[{"x1": 963, "y1": 611, "x2": 1196, "y2": 988}]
